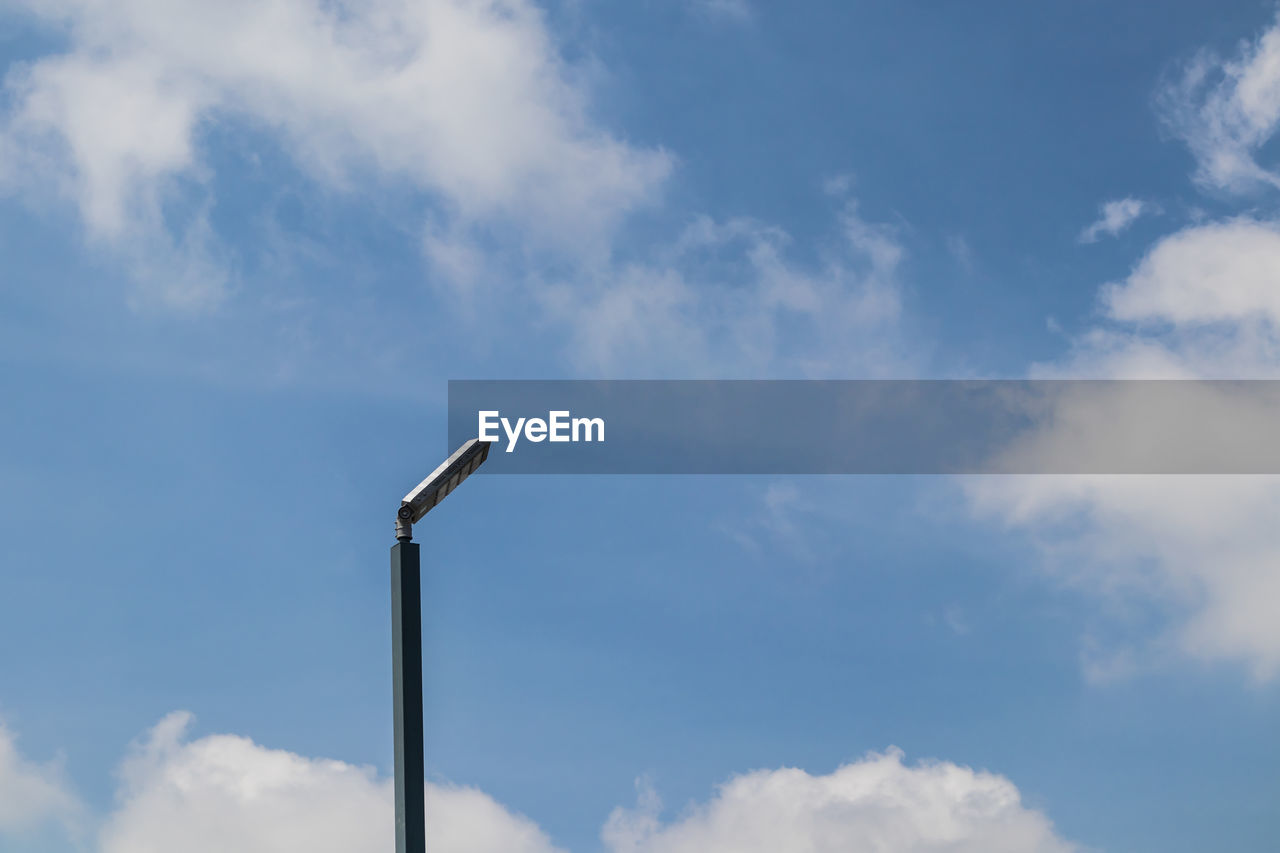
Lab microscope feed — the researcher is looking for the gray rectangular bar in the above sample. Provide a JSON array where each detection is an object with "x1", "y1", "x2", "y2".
[{"x1": 447, "y1": 380, "x2": 1280, "y2": 474}]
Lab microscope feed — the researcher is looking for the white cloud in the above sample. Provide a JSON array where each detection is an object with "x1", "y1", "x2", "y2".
[
  {"x1": 942, "y1": 604, "x2": 971, "y2": 636},
  {"x1": 966, "y1": 8, "x2": 1280, "y2": 680},
  {"x1": 719, "y1": 480, "x2": 824, "y2": 560},
  {"x1": 541, "y1": 200, "x2": 913, "y2": 377},
  {"x1": 0, "y1": 721, "x2": 80, "y2": 838},
  {"x1": 1078, "y1": 198, "x2": 1149, "y2": 243},
  {"x1": 0, "y1": 0, "x2": 911, "y2": 387},
  {"x1": 822, "y1": 173, "x2": 854, "y2": 197},
  {"x1": 1159, "y1": 11, "x2": 1280, "y2": 193},
  {"x1": 603, "y1": 749, "x2": 1078, "y2": 853},
  {"x1": 969, "y1": 472, "x2": 1280, "y2": 680},
  {"x1": 1, "y1": 0, "x2": 671, "y2": 307},
  {"x1": 0, "y1": 714, "x2": 1077, "y2": 853},
  {"x1": 969, "y1": 218, "x2": 1280, "y2": 680},
  {"x1": 99, "y1": 711, "x2": 564, "y2": 853},
  {"x1": 1099, "y1": 218, "x2": 1280, "y2": 329},
  {"x1": 946, "y1": 234, "x2": 976, "y2": 272},
  {"x1": 690, "y1": 0, "x2": 753, "y2": 25}
]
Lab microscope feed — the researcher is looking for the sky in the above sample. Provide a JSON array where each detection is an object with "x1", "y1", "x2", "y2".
[{"x1": 3, "y1": 1, "x2": 1280, "y2": 851}]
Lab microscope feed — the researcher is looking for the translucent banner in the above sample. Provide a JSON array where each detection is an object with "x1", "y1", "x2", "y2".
[{"x1": 446, "y1": 380, "x2": 1280, "y2": 474}]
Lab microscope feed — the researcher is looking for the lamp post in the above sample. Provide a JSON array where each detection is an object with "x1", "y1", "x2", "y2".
[{"x1": 391, "y1": 438, "x2": 491, "y2": 853}]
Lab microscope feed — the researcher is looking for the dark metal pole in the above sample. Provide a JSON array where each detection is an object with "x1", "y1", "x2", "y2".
[
  {"x1": 391, "y1": 539, "x2": 425, "y2": 853},
  {"x1": 389, "y1": 440, "x2": 487, "y2": 851}
]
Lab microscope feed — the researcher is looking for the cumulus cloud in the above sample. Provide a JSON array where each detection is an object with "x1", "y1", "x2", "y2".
[
  {"x1": 970, "y1": 215, "x2": 1280, "y2": 679},
  {"x1": 0, "y1": 721, "x2": 80, "y2": 838},
  {"x1": 0, "y1": 714, "x2": 1076, "y2": 853},
  {"x1": 955, "y1": 6, "x2": 1280, "y2": 681},
  {"x1": 0, "y1": 0, "x2": 671, "y2": 306},
  {"x1": 602, "y1": 749, "x2": 1077, "y2": 853},
  {"x1": 1099, "y1": 218, "x2": 1280, "y2": 329},
  {"x1": 100, "y1": 711, "x2": 563, "y2": 853},
  {"x1": 1078, "y1": 198, "x2": 1149, "y2": 243},
  {"x1": 1160, "y1": 11, "x2": 1280, "y2": 193},
  {"x1": 969, "y1": 472, "x2": 1280, "y2": 679}
]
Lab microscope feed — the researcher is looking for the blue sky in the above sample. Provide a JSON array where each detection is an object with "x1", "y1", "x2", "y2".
[{"x1": 3, "y1": 2, "x2": 1280, "y2": 852}]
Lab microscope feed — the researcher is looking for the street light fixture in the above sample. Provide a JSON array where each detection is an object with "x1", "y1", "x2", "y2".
[{"x1": 391, "y1": 438, "x2": 491, "y2": 853}]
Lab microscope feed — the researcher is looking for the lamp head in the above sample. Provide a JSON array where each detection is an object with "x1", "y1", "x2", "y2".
[{"x1": 400, "y1": 438, "x2": 491, "y2": 525}]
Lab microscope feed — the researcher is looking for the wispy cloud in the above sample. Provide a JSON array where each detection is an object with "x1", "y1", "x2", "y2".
[
  {"x1": 0, "y1": 721, "x2": 80, "y2": 841},
  {"x1": 1159, "y1": 10, "x2": 1280, "y2": 193},
  {"x1": 0, "y1": 0, "x2": 671, "y2": 309},
  {"x1": 1078, "y1": 197, "x2": 1150, "y2": 243},
  {"x1": 539, "y1": 198, "x2": 915, "y2": 378},
  {"x1": 946, "y1": 234, "x2": 976, "y2": 272},
  {"x1": 690, "y1": 0, "x2": 754, "y2": 25}
]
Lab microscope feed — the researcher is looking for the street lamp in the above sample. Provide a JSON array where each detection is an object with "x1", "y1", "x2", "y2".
[{"x1": 391, "y1": 438, "x2": 491, "y2": 853}]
